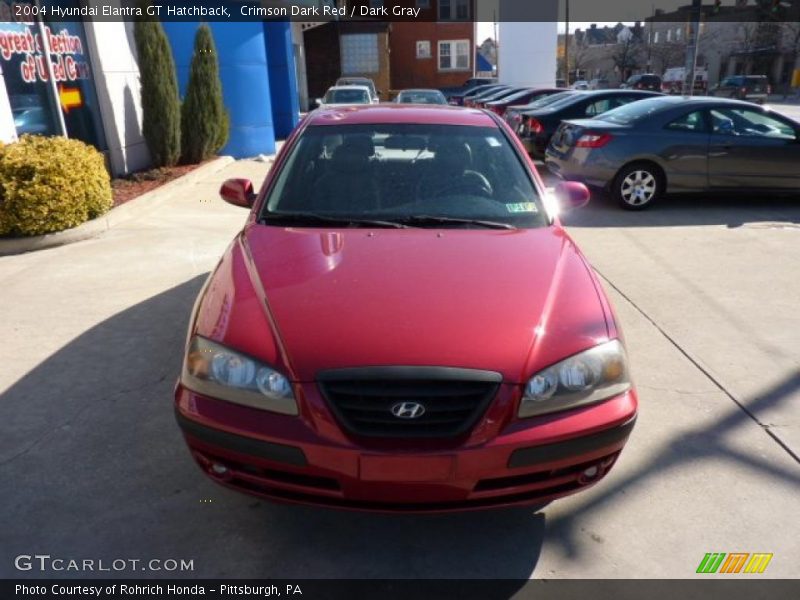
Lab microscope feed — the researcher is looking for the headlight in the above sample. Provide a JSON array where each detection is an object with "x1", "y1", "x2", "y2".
[
  {"x1": 181, "y1": 336, "x2": 298, "y2": 415},
  {"x1": 518, "y1": 339, "x2": 630, "y2": 418}
]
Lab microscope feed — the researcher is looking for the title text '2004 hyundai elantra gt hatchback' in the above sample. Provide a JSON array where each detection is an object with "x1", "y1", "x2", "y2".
[{"x1": 175, "y1": 105, "x2": 638, "y2": 512}]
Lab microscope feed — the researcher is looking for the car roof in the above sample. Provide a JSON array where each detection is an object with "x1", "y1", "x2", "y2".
[
  {"x1": 306, "y1": 105, "x2": 498, "y2": 127},
  {"x1": 398, "y1": 89, "x2": 444, "y2": 94},
  {"x1": 327, "y1": 85, "x2": 371, "y2": 92},
  {"x1": 646, "y1": 95, "x2": 766, "y2": 107}
]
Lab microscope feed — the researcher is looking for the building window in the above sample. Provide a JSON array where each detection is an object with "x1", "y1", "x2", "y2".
[
  {"x1": 341, "y1": 33, "x2": 379, "y2": 74},
  {"x1": 666, "y1": 29, "x2": 672, "y2": 42},
  {"x1": 0, "y1": 7, "x2": 106, "y2": 150},
  {"x1": 438, "y1": 40, "x2": 470, "y2": 71},
  {"x1": 676, "y1": 27, "x2": 682, "y2": 41},
  {"x1": 439, "y1": 0, "x2": 470, "y2": 21},
  {"x1": 416, "y1": 0, "x2": 430, "y2": 8},
  {"x1": 416, "y1": 40, "x2": 431, "y2": 59},
  {"x1": 653, "y1": 31, "x2": 659, "y2": 43}
]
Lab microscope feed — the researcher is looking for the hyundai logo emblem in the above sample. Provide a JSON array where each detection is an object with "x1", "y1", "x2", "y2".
[{"x1": 390, "y1": 401, "x2": 426, "y2": 419}]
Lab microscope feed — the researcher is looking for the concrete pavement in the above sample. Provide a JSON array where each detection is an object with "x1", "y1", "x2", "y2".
[{"x1": 1, "y1": 158, "x2": 798, "y2": 579}]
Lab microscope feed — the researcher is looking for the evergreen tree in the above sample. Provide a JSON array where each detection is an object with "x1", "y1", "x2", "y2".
[
  {"x1": 133, "y1": 14, "x2": 181, "y2": 167},
  {"x1": 181, "y1": 24, "x2": 230, "y2": 164}
]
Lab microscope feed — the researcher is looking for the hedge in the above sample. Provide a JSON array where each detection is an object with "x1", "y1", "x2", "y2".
[{"x1": 0, "y1": 135, "x2": 112, "y2": 237}]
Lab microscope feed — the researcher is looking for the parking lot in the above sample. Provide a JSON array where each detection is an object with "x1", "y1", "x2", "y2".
[{"x1": 1, "y1": 111, "x2": 799, "y2": 579}]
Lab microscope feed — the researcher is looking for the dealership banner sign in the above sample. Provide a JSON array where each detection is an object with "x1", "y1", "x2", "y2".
[{"x1": 0, "y1": 0, "x2": 797, "y2": 23}]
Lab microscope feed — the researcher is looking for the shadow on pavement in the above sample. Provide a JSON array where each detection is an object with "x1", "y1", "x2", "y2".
[
  {"x1": 0, "y1": 276, "x2": 543, "y2": 582},
  {"x1": 544, "y1": 372, "x2": 800, "y2": 559}
]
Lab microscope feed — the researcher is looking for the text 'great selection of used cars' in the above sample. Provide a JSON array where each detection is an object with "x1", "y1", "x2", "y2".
[
  {"x1": 175, "y1": 105, "x2": 638, "y2": 512},
  {"x1": 544, "y1": 96, "x2": 800, "y2": 210}
]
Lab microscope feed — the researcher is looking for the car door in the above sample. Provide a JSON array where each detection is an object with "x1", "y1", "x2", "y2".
[
  {"x1": 707, "y1": 106, "x2": 800, "y2": 189},
  {"x1": 657, "y1": 109, "x2": 711, "y2": 190}
]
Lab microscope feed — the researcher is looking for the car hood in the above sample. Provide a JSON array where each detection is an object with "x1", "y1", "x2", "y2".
[{"x1": 241, "y1": 225, "x2": 611, "y2": 383}]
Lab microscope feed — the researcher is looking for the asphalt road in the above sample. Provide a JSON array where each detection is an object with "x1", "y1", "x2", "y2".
[{"x1": 1, "y1": 147, "x2": 798, "y2": 579}]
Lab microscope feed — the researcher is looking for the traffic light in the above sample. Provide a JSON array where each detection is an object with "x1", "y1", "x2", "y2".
[
  {"x1": 771, "y1": 0, "x2": 781, "y2": 12},
  {"x1": 713, "y1": 0, "x2": 722, "y2": 13}
]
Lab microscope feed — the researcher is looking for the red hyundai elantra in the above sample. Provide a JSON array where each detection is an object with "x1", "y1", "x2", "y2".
[{"x1": 175, "y1": 105, "x2": 637, "y2": 512}]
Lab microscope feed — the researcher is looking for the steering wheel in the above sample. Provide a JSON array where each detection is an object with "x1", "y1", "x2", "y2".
[{"x1": 432, "y1": 172, "x2": 494, "y2": 199}]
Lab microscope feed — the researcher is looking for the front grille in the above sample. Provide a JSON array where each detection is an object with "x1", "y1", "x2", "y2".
[{"x1": 318, "y1": 367, "x2": 501, "y2": 438}]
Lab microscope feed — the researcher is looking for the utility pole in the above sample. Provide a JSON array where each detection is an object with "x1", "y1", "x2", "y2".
[
  {"x1": 682, "y1": 0, "x2": 702, "y2": 95},
  {"x1": 564, "y1": 0, "x2": 570, "y2": 86},
  {"x1": 647, "y1": 5, "x2": 655, "y2": 72}
]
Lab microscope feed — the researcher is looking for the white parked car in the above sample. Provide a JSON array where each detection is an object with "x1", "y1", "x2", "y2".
[
  {"x1": 571, "y1": 80, "x2": 590, "y2": 90},
  {"x1": 316, "y1": 86, "x2": 374, "y2": 108}
]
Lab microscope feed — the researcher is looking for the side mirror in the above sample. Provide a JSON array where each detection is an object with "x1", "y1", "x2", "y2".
[
  {"x1": 219, "y1": 178, "x2": 256, "y2": 208},
  {"x1": 555, "y1": 181, "x2": 590, "y2": 211},
  {"x1": 315, "y1": 98, "x2": 324, "y2": 106}
]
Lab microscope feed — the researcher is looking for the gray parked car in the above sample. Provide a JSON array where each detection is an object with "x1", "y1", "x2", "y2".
[
  {"x1": 708, "y1": 75, "x2": 770, "y2": 104},
  {"x1": 544, "y1": 96, "x2": 800, "y2": 210}
]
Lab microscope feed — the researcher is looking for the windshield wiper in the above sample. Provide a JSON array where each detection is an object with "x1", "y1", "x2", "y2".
[
  {"x1": 393, "y1": 215, "x2": 517, "y2": 230},
  {"x1": 260, "y1": 212, "x2": 410, "y2": 229}
]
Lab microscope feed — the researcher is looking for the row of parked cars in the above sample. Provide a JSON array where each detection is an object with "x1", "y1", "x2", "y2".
[
  {"x1": 317, "y1": 77, "x2": 449, "y2": 108},
  {"x1": 570, "y1": 73, "x2": 771, "y2": 103},
  {"x1": 454, "y1": 81, "x2": 798, "y2": 209}
]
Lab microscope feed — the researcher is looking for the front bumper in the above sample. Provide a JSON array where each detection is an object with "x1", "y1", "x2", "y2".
[{"x1": 175, "y1": 384, "x2": 637, "y2": 513}]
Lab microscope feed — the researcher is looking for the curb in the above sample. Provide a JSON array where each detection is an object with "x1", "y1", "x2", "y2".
[{"x1": 0, "y1": 156, "x2": 235, "y2": 257}]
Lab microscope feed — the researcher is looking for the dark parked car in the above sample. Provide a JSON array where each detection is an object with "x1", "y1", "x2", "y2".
[
  {"x1": 708, "y1": 75, "x2": 771, "y2": 104},
  {"x1": 464, "y1": 85, "x2": 516, "y2": 108},
  {"x1": 621, "y1": 74, "x2": 662, "y2": 91},
  {"x1": 445, "y1": 79, "x2": 499, "y2": 105},
  {"x1": 471, "y1": 87, "x2": 529, "y2": 109},
  {"x1": 441, "y1": 77, "x2": 497, "y2": 104},
  {"x1": 394, "y1": 89, "x2": 448, "y2": 105},
  {"x1": 504, "y1": 90, "x2": 573, "y2": 131},
  {"x1": 455, "y1": 84, "x2": 509, "y2": 107},
  {"x1": 518, "y1": 90, "x2": 662, "y2": 157},
  {"x1": 485, "y1": 88, "x2": 561, "y2": 117},
  {"x1": 544, "y1": 96, "x2": 800, "y2": 210}
]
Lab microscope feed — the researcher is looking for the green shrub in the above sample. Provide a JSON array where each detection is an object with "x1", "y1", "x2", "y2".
[
  {"x1": 0, "y1": 135, "x2": 112, "y2": 236},
  {"x1": 134, "y1": 14, "x2": 181, "y2": 167},
  {"x1": 181, "y1": 24, "x2": 229, "y2": 164}
]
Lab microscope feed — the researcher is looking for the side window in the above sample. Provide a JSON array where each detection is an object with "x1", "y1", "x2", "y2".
[
  {"x1": 711, "y1": 108, "x2": 797, "y2": 139},
  {"x1": 585, "y1": 98, "x2": 613, "y2": 116},
  {"x1": 731, "y1": 109, "x2": 796, "y2": 139},
  {"x1": 665, "y1": 111, "x2": 708, "y2": 133},
  {"x1": 720, "y1": 78, "x2": 733, "y2": 87}
]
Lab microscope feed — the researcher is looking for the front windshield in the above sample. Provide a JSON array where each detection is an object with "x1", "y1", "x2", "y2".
[
  {"x1": 599, "y1": 97, "x2": 673, "y2": 124},
  {"x1": 325, "y1": 89, "x2": 369, "y2": 104},
  {"x1": 262, "y1": 124, "x2": 545, "y2": 229}
]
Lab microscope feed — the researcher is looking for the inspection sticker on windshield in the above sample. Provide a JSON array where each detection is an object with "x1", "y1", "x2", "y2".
[{"x1": 505, "y1": 202, "x2": 538, "y2": 213}]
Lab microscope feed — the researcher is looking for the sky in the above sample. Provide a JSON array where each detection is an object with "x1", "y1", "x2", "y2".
[{"x1": 476, "y1": 22, "x2": 625, "y2": 42}]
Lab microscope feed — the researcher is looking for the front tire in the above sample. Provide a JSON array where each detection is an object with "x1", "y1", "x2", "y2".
[{"x1": 612, "y1": 163, "x2": 664, "y2": 210}]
